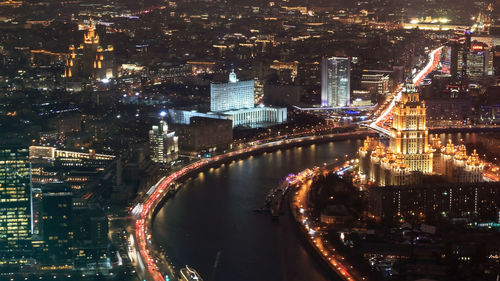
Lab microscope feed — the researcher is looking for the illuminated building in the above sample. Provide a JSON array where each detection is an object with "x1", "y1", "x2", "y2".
[
  {"x1": 321, "y1": 57, "x2": 350, "y2": 107},
  {"x1": 170, "y1": 71, "x2": 287, "y2": 128},
  {"x1": 0, "y1": 147, "x2": 32, "y2": 254},
  {"x1": 64, "y1": 20, "x2": 115, "y2": 81},
  {"x1": 0, "y1": 0, "x2": 23, "y2": 8},
  {"x1": 29, "y1": 146, "x2": 114, "y2": 161},
  {"x1": 210, "y1": 70, "x2": 254, "y2": 112},
  {"x1": 389, "y1": 81, "x2": 432, "y2": 173},
  {"x1": 187, "y1": 61, "x2": 215, "y2": 75},
  {"x1": 403, "y1": 17, "x2": 469, "y2": 31},
  {"x1": 149, "y1": 120, "x2": 179, "y2": 164},
  {"x1": 451, "y1": 41, "x2": 494, "y2": 80},
  {"x1": 359, "y1": 80, "x2": 485, "y2": 186},
  {"x1": 361, "y1": 71, "x2": 391, "y2": 96},
  {"x1": 29, "y1": 146, "x2": 114, "y2": 191}
]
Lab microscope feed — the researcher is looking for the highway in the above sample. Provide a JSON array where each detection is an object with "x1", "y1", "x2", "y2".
[{"x1": 369, "y1": 46, "x2": 443, "y2": 135}]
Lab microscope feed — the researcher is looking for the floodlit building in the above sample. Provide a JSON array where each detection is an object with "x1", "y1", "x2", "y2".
[
  {"x1": 149, "y1": 120, "x2": 179, "y2": 164},
  {"x1": 359, "y1": 80, "x2": 484, "y2": 186},
  {"x1": 211, "y1": 71, "x2": 254, "y2": 112},
  {"x1": 321, "y1": 57, "x2": 350, "y2": 107},
  {"x1": 170, "y1": 71, "x2": 287, "y2": 128},
  {"x1": 64, "y1": 20, "x2": 115, "y2": 81}
]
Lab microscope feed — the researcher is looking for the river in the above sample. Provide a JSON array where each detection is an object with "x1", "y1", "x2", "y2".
[{"x1": 151, "y1": 132, "x2": 481, "y2": 281}]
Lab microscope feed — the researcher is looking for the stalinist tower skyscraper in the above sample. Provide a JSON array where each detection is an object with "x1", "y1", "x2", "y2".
[{"x1": 389, "y1": 79, "x2": 433, "y2": 173}]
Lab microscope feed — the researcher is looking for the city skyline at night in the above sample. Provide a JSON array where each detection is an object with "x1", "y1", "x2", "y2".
[{"x1": 0, "y1": 0, "x2": 499, "y2": 280}]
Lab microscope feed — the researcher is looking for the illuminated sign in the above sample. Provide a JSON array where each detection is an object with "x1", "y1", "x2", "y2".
[{"x1": 471, "y1": 45, "x2": 485, "y2": 51}]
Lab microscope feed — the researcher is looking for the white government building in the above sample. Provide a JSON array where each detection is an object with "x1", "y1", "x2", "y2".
[{"x1": 170, "y1": 71, "x2": 287, "y2": 127}]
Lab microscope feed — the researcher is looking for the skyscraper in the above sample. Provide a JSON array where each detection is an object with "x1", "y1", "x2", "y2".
[
  {"x1": 210, "y1": 70, "x2": 254, "y2": 112},
  {"x1": 389, "y1": 81, "x2": 433, "y2": 173},
  {"x1": 65, "y1": 20, "x2": 115, "y2": 81},
  {"x1": 321, "y1": 57, "x2": 350, "y2": 107},
  {"x1": 39, "y1": 183, "x2": 72, "y2": 264},
  {"x1": 149, "y1": 120, "x2": 179, "y2": 164},
  {"x1": 0, "y1": 147, "x2": 32, "y2": 253},
  {"x1": 359, "y1": 79, "x2": 484, "y2": 186}
]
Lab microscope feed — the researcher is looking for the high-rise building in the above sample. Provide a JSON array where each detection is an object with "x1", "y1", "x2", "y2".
[
  {"x1": 210, "y1": 70, "x2": 254, "y2": 112},
  {"x1": 39, "y1": 183, "x2": 72, "y2": 264},
  {"x1": 0, "y1": 147, "x2": 32, "y2": 254},
  {"x1": 389, "y1": 81, "x2": 433, "y2": 173},
  {"x1": 65, "y1": 20, "x2": 115, "y2": 81},
  {"x1": 321, "y1": 57, "x2": 350, "y2": 107},
  {"x1": 450, "y1": 40, "x2": 494, "y2": 81},
  {"x1": 171, "y1": 71, "x2": 287, "y2": 128},
  {"x1": 359, "y1": 80, "x2": 484, "y2": 186},
  {"x1": 149, "y1": 120, "x2": 179, "y2": 164}
]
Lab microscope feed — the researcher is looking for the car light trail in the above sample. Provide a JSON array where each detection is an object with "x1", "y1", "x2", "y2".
[
  {"x1": 133, "y1": 131, "x2": 369, "y2": 281},
  {"x1": 369, "y1": 46, "x2": 443, "y2": 135}
]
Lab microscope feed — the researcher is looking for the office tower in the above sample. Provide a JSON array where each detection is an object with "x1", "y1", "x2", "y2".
[
  {"x1": 450, "y1": 35, "x2": 493, "y2": 84},
  {"x1": 0, "y1": 147, "x2": 32, "y2": 253},
  {"x1": 210, "y1": 71, "x2": 254, "y2": 112},
  {"x1": 39, "y1": 183, "x2": 72, "y2": 264},
  {"x1": 321, "y1": 57, "x2": 350, "y2": 107},
  {"x1": 149, "y1": 120, "x2": 179, "y2": 164},
  {"x1": 361, "y1": 72, "x2": 390, "y2": 96}
]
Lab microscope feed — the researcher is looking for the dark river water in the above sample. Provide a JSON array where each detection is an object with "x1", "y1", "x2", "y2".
[{"x1": 151, "y1": 132, "x2": 480, "y2": 281}]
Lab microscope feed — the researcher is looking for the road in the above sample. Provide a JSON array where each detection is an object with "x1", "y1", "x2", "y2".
[
  {"x1": 369, "y1": 46, "x2": 443, "y2": 135},
  {"x1": 290, "y1": 166, "x2": 366, "y2": 281},
  {"x1": 132, "y1": 131, "x2": 370, "y2": 281}
]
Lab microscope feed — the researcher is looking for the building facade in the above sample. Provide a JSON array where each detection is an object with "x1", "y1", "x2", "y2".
[
  {"x1": 369, "y1": 182, "x2": 500, "y2": 223},
  {"x1": 170, "y1": 71, "x2": 287, "y2": 128},
  {"x1": 64, "y1": 21, "x2": 115, "y2": 81},
  {"x1": 149, "y1": 121, "x2": 179, "y2": 164},
  {"x1": 361, "y1": 72, "x2": 391, "y2": 96},
  {"x1": 210, "y1": 71, "x2": 254, "y2": 112},
  {"x1": 359, "y1": 81, "x2": 484, "y2": 186},
  {"x1": 0, "y1": 147, "x2": 32, "y2": 255},
  {"x1": 175, "y1": 117, "x2": 233, "y2": 153},
  {"x1": 321, "y1": 57, "x2": 350, "y2": 107}
]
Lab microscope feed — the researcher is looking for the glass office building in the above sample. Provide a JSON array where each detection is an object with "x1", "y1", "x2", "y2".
[
  {"x1": 0, "y1": 147, "x2": 32, "y2": 253},
  {"x1": 210, "y1": 71, "x2": 254, "y2": 112},
  {"x1": 321, "y1": 57, "x2": 351, "y2": 107}
]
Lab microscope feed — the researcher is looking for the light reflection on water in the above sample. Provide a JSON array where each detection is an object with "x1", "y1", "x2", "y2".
[{"x1": 152, "y1": 134, "x2": 481, "y2": 281}]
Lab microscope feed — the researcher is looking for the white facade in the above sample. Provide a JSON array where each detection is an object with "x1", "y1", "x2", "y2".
[
  {"x1": 149, "y1": 121, "x2": 179, "y2": 164},
  {"x1": 169, "y1": 107, "x2": 287, "y2": 128},
  {"x1": 170, "y1": 70, "x2": 287, "y2": 128},
  {"x1": 210, "y1": 71, "x2": 254, "y2": 112},
  {"x1": 225, "y1": 107, "x2": 287, "y2": 127}
]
